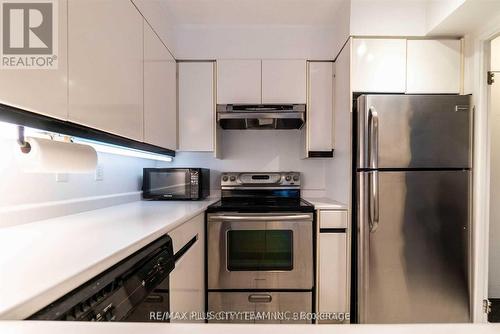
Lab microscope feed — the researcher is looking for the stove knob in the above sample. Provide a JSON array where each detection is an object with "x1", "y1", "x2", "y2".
[
  {"x1": 285, "y1": 176, "x2": 292, "y2": 181},
  {"x1": 230, "y1": 176, "x2": 236, "y2": 182},
  {"x1": 222, "y1": 175, "x2": 228, "y2": 182},
  {"x1": 293, "y1": 175, "x2": 299, "y2": 181}
]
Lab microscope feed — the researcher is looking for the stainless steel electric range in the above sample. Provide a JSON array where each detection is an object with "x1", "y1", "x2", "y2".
[{"x1": 206, "y1": 172, "x2": 315, "y2": 324}]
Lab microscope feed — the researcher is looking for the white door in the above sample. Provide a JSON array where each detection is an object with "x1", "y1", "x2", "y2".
[
  {"x1": 217, "y1": 60, "x2": 261, "y2": 104},
  {"x1": 68, "y1": 0, "x2": 144, "y2": 141},
  {"x1": 0, "y1": 0, "x2": 68, "y2": 120},
  {"x1": 406, "y1": 39, "x2": 462, "y2": 94},
  {"x1": 307, "y1": 62, "x2": 333, "y2": 153},
  {"x1": 178, "y1": 62, "x2": 215, "y2": 151},
  {"x1": 262, "y1": 60, "x2": 306, "y2": 104},
  {"x1": 351, "y1": 38, "x2": 406, "y2": 93},
  {"x1": 318, "y1": 232, "x2": 348, "y2": 322},
  {"x1": 143, "y1": 22, "x2": 177, "y2": 149}
]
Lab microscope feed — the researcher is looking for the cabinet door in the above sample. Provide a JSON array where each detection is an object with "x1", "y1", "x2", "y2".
[
  {"x1": 352, "y1": 39, "x2": 406, "y2": 93},
  {"x1": 319, "y1": 233, "x2": 348, "y2": 322},
  {"x1": 262, "y1": 60, "x2": 306, "y2": 104},
  {"x1": 169, "y1": 214, "x2": 204, "y2": 322},
  {"x1": 217, "y1": 60, "x2": 261, "y2": 104},
  {"x1": 178, "y1": 62, "x2": 214, "y2": 151},
  {"x1": 68, "y1": 0, "x2": 143, "y2": 141},
  {"x1": 307, "y1": 62, "x2": 333, "y2": 153},
  {"x1": 0, "y1": 0, "x2": 68, "y2": 120},
  {"x1": 406, "y1": 40, "x2": 461, "y2": 94},
  {"x1": 143, "y1": 22, "x2": 177, "y2": 149}
]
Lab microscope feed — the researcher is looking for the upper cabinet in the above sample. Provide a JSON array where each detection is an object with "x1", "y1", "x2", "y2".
[
  {"x1": 406, "y1": 40, "x2": 462, "y2": 94},
  {"x1": 217, "y1": 59, "x2": 307, "y2": 104},
  {"x1": 0, "y1": 0, "x2": 68, "y2": 120},
  {"x1": 178, "y1": 62, "x2": 215, "y2": 152},
  {"x1": 217, "y1": 60, "x2": 261, "y2": 104},
  {"x1": 68, "y1": 0, "x2": 144, "y2": 141},
  {"x1": 305, "y1": 61, "x2": 334, "y2": 155},
  {"x1": 262, "y1": 60, "x2": 307, "y2": 104},
  {"x1": 143, "y1": 22, "x2": 177, "y2": 149},
  {"x1": 351, "y1": 39, "x2": 407, "y2": 93}
]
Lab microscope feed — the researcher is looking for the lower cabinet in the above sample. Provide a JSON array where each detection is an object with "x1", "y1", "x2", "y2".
[
  {"x1": 317, "y1": 209, "x2": 349, "y2": 323},
  {"x1": 168, "y1": 213, "x2": 205, "y2": 322}
]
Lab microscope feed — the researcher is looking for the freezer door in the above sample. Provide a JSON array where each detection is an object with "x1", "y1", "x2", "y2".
[
  {"x1": 357, "y1": 95, "x2": 472, "y2": 169},
  {"x1": 357, "y1": 170, "x2": 470, "y2": 323}
]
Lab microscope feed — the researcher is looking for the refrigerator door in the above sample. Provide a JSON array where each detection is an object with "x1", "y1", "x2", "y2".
[
  {"x1": 357, "y1": 95, "x2": 472, "y2": 169},
  {"x1": 357, "y1": 170, "x2": 470, "y2": 323}
]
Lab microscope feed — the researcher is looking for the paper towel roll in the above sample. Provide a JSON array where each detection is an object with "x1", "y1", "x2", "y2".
[{"x1": 18, "y1": 137, "x2": 98, "y2": 173}]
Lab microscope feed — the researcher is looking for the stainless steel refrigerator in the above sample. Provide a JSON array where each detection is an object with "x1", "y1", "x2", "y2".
[{"x1": 355, "y1": 94, "x2": 472, "y2": 323}]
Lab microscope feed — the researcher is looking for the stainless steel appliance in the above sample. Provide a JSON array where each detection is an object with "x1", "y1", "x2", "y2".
[
  {"x1": 216, "y1": 104, "x2": 306, "y2": 129},
  {"x1": 206, "y1": 172, "x2": 315, "y2": 323},
  {"x1": 142, "y1": 168, "x2": 210, "y2": 200},
  {"x1": 29, "y1": 236, "x2": 175, "y2": 322},
  {"x1": 354, "y1": 94, "x2": 472, "y2": 323}
]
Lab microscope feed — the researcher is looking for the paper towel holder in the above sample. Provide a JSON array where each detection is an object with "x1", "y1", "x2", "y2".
[{"x1": 17, "y1": 126, "x2": 31, "y2": 154}]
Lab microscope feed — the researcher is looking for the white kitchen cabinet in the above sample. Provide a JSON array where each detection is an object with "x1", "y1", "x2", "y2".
[
  {"x1": 217, "y1": 60, "x2": 261, "y2": 104},
  {"x1": 318, "y1": 232, "x2": 348, "y2": 323},
  {"x1": 178, "y1": 62, "x2": 215, "y2": 151},
  {"x1": 320, "y1": 210, "x2": 348, "y2": 229},
  {"x1": 262, "y1": 60, "x2": 307, "y2": 104},
  {"x1": 68, "y1": 0, "x2": 144, "y2": 141},
  {"x1": 169, "y1": 213, "x2": 205, "y2": 322},
  {"x1": 0, "y1": 0, "x2": 68, "y2": 120},
  {"x1": 143, "y1": 22, "x2": 177, "y2": 149},
  {"x1": 406, "y1": 39, "x2": 462, "y2": 94},
  {"x1": 306, "y1": 62, "x2": 334, "y2": 155},
  {"x1": 352, "y1": 38, "x2": 406, "y2": 93}
]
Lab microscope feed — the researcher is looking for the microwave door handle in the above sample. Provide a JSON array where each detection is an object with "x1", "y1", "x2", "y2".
[
  {"x1": 208, "y1": 214, "x2": 312, "y2": 222},
  {"x1": 368, "y1": 107, "x2": 379, "y2": 169}
]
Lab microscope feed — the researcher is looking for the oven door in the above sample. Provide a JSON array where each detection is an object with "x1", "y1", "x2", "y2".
[{"x1": 207, "y1": 212, "x2": 313, "y2": 289}]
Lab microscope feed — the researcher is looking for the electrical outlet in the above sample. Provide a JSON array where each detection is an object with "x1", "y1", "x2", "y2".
[
  {"x1": 56, "y1": 173, "x2": 69, "y2": 183},
  {"x1": 95, "y1": 164, "x2": 104, "y2": 181}
]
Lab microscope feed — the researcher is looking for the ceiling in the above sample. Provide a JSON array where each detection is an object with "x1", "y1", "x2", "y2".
[{"x1": 161, "y1": 0, "x2": 344, "y2": 26}]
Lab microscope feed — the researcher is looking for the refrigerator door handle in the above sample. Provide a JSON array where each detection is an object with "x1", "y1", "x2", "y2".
[
  {"x1": 369, "y1": 171, "x2": 379, "y2": 233},
  {"x1": 368, "y1": 107, "x2": 379, "y2": 169}
]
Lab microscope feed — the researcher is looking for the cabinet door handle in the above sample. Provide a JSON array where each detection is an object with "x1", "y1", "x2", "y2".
[{"x1": 248, "y1": 294, "x2": 272, "y2": 303}]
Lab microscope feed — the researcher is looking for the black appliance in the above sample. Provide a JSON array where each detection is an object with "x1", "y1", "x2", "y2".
[
  {"x1": 29, "y1": 236, "x2": 175, "y2": 322},
  {"x1": 142, "y1": 168, "x2": 210, "y2": 200}
]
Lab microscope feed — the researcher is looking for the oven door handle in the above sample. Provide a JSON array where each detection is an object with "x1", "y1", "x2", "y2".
[{"x1": 208, "y1": 214, "x2": 312, "y2": 222}]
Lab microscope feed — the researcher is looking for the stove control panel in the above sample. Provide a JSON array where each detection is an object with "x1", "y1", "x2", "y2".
[{"x1": 221, "y1": 172, "x2": 301, "y2": 188}]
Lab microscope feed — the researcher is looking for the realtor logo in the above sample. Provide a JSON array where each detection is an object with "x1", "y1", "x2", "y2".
[{"x1": 1, "y1": 0, "x2": 58, "y2": 69}]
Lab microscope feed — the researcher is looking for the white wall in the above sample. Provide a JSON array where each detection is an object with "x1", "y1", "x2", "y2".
[
  {"x1": 173, "y1": 24, "x2": 336, "y2": 60},
  {"x1": 0, "y1": 124, "x2": 167, "y2": 227},
  {"x1": 426, "y1": 0, "x2": 466, "y2": 33},
  {"x1": 350, "y1": 0, "x2": 427, "y2": 37},
  {"x1": 332, "y1": 0, "x2": 351, "y2": 59},
  {"x1": 489, "y1": 36, "x2": 500, "y2": 298},
  {"x1": 172, "y1": 130, "x2": 328, "y2": 196}
]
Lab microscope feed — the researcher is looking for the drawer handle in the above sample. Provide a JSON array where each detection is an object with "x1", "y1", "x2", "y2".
[{"x1": 248, "y1": 294, "x2": 272, "y2": 303}]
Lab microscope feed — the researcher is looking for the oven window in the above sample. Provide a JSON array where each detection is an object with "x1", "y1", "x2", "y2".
[
  {"x1": 149, "y1": 171, "x2": 188, "y2": 196},
  {"x1": 227, "y1": 230, "x2": 293, "y2": 271}
]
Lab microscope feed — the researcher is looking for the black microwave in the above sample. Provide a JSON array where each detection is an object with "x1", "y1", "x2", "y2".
[{"x1": 143, "y1": 168, "x2": 210, "y2": 200}]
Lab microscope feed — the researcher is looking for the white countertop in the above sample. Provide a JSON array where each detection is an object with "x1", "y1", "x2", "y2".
[
  {"x1": 0, "y1": 322, "x2": 499, "y2": 334},
  {"x1": 0, "y1": 198, "x2": 218, "y2": 320},
  {"x1": 303, "y1": 197, "x2": 348, "y2": 210}
]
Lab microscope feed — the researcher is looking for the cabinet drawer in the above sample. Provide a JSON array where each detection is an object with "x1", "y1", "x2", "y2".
[
  {"x1": 208, "y1": 291, "x2": 312, "y2": 323},
  {"x1": 319, "y1": 210, "x2": 347, "y2": 229}
]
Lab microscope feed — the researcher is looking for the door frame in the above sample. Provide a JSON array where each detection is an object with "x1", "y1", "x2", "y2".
[{"x1": 471, "y1": 17, "x2": 500, "y2": 323}]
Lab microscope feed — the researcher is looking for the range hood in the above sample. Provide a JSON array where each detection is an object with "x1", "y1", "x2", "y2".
[{"x1": 216, "y1": 104, "x2": 306, "y2": 130}]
